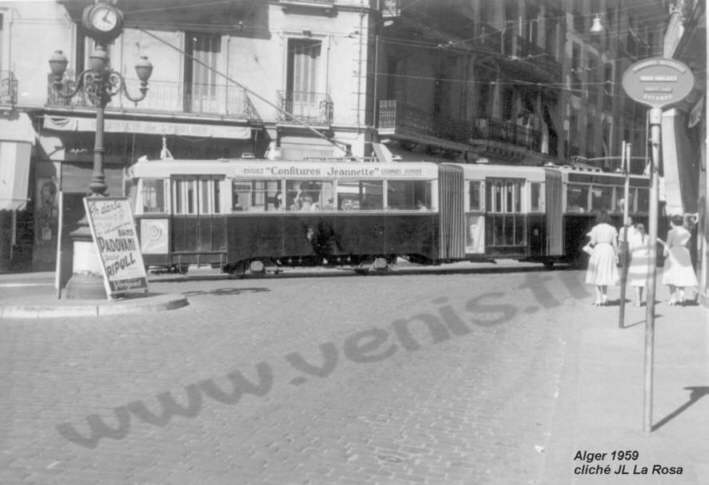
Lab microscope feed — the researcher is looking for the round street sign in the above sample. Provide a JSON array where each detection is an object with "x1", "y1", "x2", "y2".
[{"x1": 622, "y1": 57, "x2": 694, "y2": 108}]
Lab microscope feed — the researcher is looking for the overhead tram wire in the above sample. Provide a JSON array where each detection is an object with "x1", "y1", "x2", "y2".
[{"x1": 136, "y1": 28, "x2": 352, "y2": 154}]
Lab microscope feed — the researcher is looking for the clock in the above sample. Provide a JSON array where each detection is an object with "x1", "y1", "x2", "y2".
[
  {"x1": 82, "y1": 3, "x2": 124, "y2": 40},
  {"x1": 90, "y1": 5, "x2": 118, "y2": 32}
]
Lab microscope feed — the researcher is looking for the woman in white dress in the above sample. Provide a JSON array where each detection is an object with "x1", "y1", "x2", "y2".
[
  {"x1": 660, "y1": 215, "x2": 698, "y2": 305},
  {"x1": 585, "y1": 211, "x2": 619, "y2": 306},
  {"x1": 627, "y1": 223, "x2": 651, "y2": 306}
]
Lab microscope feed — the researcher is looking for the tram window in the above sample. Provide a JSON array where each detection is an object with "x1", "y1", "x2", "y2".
[
  {"x1": 173, "y1": 179, "x2": 198, "y2": 215},
  {"x1": 505, "y1": 185, "x2": 514, "y2": 213},
  {"x1": 141, "y1": 179, "x2": 165, "y2": 213},
  {"x1": 468, "y1": 181, "x2": 482, "y2": 211},
  {"x1": 636, "y1": 188, "x2": 649, "y2": 213},
  {"x1": 262, "y1": 181, "x2": 283, "y2": 211},
  {"x1": 172, "y1": 177, "x2": 221, "y2": 215},
  {"x1": 489, "y1": 183, "x2": 502, "y2": 212},
  {"x1": 487, "y1": 180, "x2": 522, "y2": 213},
  {"x1": 286, "y1": 180, "x2": 334, "y2": 212},
  {"x1": 232, "y1": 180, "x2": 283, "y2": 212},
  {"x1": 530, "y1": 182, "x2": 542, "y2": 212},
  {"x1": 387, "y1": 180, "x2": 431, "y2": 210},
  {"x1": 591, "y1": 186, "x2": 613, "y2": 211},
  {"x1": 337, "y1": 180, "x2": 383, "y2": 211},
  {"x1": 566, "y1": 184, "x2": 589, "y2": 213},
  {"x1": 200, "y1": 179, "x2": 220, "y2": 214}
]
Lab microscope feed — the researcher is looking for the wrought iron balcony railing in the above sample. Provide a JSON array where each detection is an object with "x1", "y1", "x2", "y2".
[
  {"x1": 377, "y1": 100, "x2": 542, "y2": 153},
  {"x1": 470, "y1": 118, "x2": 541, "y2": 152},
  {"x1": 47, "y1": 78, "x2": 260, "y2": 121},
  {"x1": 277, "y1": 91, "x2": 333, "y2": 125},
  {"x1": 0, "y1": 71, "x2": 18, "y2": 107}
]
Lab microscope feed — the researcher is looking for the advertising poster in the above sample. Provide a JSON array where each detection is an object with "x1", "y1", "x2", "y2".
[{"x1": 84, "y1": 197, "x2": 148, "y2": 296}]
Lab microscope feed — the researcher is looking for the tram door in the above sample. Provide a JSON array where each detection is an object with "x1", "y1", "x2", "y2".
[
  {"x1": 485, "y1": 178, "x2": 527, "y2": 256},
  {"x1": 170, "y1": 175, "x2": 226, "y2": 264}
]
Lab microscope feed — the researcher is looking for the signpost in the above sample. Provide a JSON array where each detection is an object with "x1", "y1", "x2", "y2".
[
  {"x1": 84, "y1": 197, "x2": 148, "y2": 298},
  {"x1": 622, "y1": 57, "x2": 695, "y2": 433}
]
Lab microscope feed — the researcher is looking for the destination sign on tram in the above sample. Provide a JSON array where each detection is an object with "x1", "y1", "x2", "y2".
[{"x1": 233, "y1": 162, "x2": 436, "y2": 180}]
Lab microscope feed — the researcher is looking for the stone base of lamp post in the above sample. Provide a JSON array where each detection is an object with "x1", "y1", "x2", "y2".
[{"x1": 63, "y1": 218, "x2": 107, "y2": 300}]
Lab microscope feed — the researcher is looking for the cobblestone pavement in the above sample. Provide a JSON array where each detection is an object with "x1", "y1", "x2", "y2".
[{"x1": 0, "y1": 268, "x2": 669, "y2": 484}]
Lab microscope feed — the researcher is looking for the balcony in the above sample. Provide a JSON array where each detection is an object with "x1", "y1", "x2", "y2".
[
  {"x1": 278, "y1": 0, "x2": 336, "y2": 15},
  {"x1": 475, "y1": 24, "x2": 561, "y2": 83},
  {"x1": 0, "y1": 71, "x2": 18, "y2": 107},
  {"x1": 471, "y1": 118, "x2": 541, "y2": 153},
  {"x1": 277, "y1": 91, "x2": 333, "y2": 126},
  {"x1": 46, "y1": 79, "x2": 260, "y2": 121},
  {"x1": 377, "y1": 100, "x2": 542, "y2": 153}
]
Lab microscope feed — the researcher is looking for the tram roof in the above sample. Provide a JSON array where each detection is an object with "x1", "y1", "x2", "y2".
[
  {"x1": 128, "y1": 158, "x2": 440, "y2": 180},
  {"x1": 451, "y1": 163, "x2": 547, "y2": 181}
]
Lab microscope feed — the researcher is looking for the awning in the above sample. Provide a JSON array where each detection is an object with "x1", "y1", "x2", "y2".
[
  {"x1": 0, "y1": 141, "x2": 32, "y2": 210},
  {"x1": 43, "y1": 115, "x2": 252, "y2": 140},
  {"x1": 0, "y1": 112, "x2": 37, "y2": 144}
]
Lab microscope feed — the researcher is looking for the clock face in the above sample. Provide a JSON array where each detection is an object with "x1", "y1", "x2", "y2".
[{"x1": 90, "y1": 6, "x2": 119, "y2": 32}]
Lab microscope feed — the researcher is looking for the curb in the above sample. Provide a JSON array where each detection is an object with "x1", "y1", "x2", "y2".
[{"x1": 0, "y1": 293, "x2": 189, "y2": 320}]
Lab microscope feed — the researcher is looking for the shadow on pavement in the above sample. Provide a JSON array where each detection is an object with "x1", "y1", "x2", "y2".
[
  {"x1": 652, "y1": 386, "x2": 709, "y2": 432},
  {"x1": 153, "y1": 264, "x2": 576, "y2": 283},
  {"x1": 182, "y1": 287, "x2": 270, "y2": 297}
]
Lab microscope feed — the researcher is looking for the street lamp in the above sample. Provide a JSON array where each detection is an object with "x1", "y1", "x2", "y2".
[{"x1": 48, "y1": 6, "x2": 152, "y2": 298}]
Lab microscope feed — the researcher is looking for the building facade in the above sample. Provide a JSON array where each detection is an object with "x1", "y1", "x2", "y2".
[
  {"x1": 375, "y1": 0, "x2": 665, "y2": 170},
  {"x1": 0, "y1": 0, "x2": 669, "y2": 272},
  {"x1": 660, "y1": 0, "x2": 706, "y2": 300},
  {"x1": 0, "y1": 0, "x2": 381, "y2": 271}
]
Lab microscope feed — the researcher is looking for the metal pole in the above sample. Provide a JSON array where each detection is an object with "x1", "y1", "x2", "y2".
[
  {"x1": 643, "y1": 107, "x2": 662, "y2": 433},
  {"x1": 703, "y1": 8, "x2": 709, "y2": 303},
  {"x1": 89, "y1": 101, "x2": 107, "y2": 196},
  {"x1": 619, "y1": 141, "x2": 630, "y2": 328}
]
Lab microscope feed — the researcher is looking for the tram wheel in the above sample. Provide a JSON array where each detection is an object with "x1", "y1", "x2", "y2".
[{"x1": 249, "y1": 260, "x2": 266, "y2": 274}]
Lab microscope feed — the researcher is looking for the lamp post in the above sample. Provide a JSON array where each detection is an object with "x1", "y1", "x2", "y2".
[{"x1": 48, "y1": 1, "x2": 152, "y2": 299}]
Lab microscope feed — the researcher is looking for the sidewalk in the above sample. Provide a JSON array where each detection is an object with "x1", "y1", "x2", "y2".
[
  {"x1": 0, "y1": 272, "x2": 188, "y2": 319},
  {"x1": 0, "y1": 260, "x2": 541, "y2": 319},
  {"x1": 543, "y1": 288, "x2": 709, "y2": 484}
]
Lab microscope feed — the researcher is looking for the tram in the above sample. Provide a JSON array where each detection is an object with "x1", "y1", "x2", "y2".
[{"x1": 125, "y1": 157, "x2": 650, "y2": 274}]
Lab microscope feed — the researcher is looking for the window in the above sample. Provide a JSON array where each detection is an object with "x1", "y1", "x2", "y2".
[
  {"x1": 185, "y1": 32, "x2": 221, "y2": 113},
  {"x1": 591, "y1": 185, "x2": 613, "y2": 211},
  {"x1": 486, "y1": 179, "x2": 523, "y2": 213},
  {"x1": 286, "y1": 39, "x2": 322, "y2": 120},
  {"x1": 172, "y1": 176, "x2": 221, "y2": 215},
  {"x1": 141, "y1": 179, "x2": 166, "y2": 213},
  {"x1": 200, "y1": 178, "x2": 220, "y2": 214},
  {"x1": 387, "y1": 180, "x2": 431, "y2": 210},
  {"x1": 567, "y1": 184, "x2": 589, "y2": 212},
  {"x1": 573, "y1": 10, "x2": 585, "y2": 33},
  {"x1": 636, "y1": 188, "x2": 649, "y2": 213},
  {"x1": 530, "y1": 182, "x2": 543, "y2": 211},
  {"x1": 571, "y1": 43, "x2": 582, "y2": 92},
  {"x1": 502, "y1": 86, "x2": 514, "y2": 121},
  {"x1": 285, "y1": 180, "x2": 334, "y2": 212},
  {"x1": 468, "y1": 181, "x2": 482, "y2": 211},
  {"x1": 232, "y1": 180, "x2": 282, "y2": 212},
  {"x1": 603, "y1": 63, "x2": 614, "y2": 111},
  {"x1": 545, "y1": 16, "x2": 558, "y2": 59},
  {"x1": 587, "y1": 55, "x2": 598, "y2": 105},
  {"x1": 337, "y1": 180, "x2": 383, "y2": 211}
]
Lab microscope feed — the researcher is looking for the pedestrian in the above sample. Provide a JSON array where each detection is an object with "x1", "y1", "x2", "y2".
[
  {"x1": 627, "y1": 223, "x2": 651, "y2": 306},
  {"x1": 585, "y1": 210, "x2": 619, "y2": 306},
  {"x1": 659, "y1": 214, "x2": 698, "y2": 305}
]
